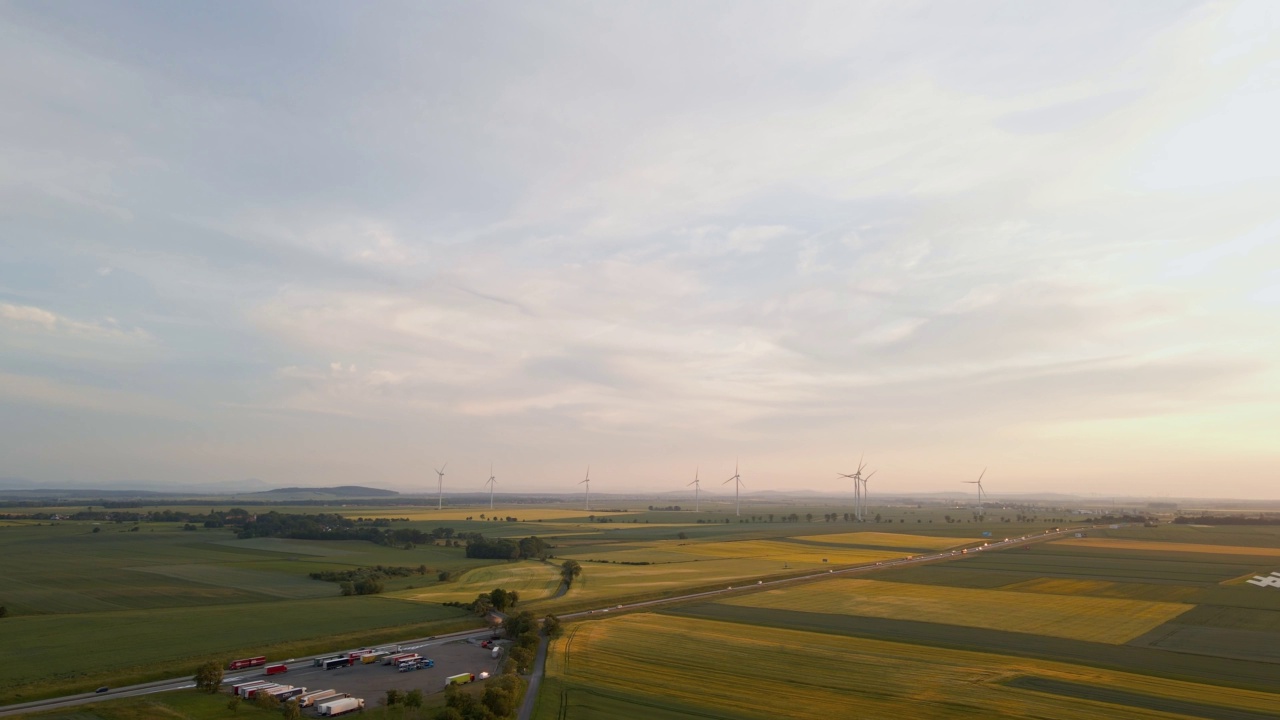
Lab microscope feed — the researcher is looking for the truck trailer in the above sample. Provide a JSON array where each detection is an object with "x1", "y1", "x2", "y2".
[
  {"x1": 317, "y1": 697, "x2": 365, "y2": 716},
  {"x1": 298, "y1": 689, "x2": 339, "y2": 707},
  {"x1": 383, "y1": 652, "x2": 417, "y2": 666},
  {"x1": 445, "y1": 673, "x2": 475, "y2": 686},
  {"x1": 322, "y1": 656, "x2": 353, "y2": 670},
  {"x1": 264, "y1": 663, "x2": 288, "y2": 676},
  {"x1": 244, "y1": 683, "x2": 280, "y2": 699},
  {"x1": 232, "y1": 680, "x2": 270, "y2": 697},
  {"x1": 228, "y1": 656, "x2": 267, "y2": 670}
]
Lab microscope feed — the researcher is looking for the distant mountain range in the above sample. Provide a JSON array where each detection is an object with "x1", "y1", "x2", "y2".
[{"x1": 246, "y1": 486, "x2": 400, "y2": 498}]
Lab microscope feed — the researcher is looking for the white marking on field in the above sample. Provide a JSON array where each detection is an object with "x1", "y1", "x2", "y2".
[{"x1": 1246, "y1": 571, "x2": 1280, "y2": 588}]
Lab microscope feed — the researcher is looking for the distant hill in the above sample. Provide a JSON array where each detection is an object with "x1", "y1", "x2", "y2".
[{"x1": 250, "y1": 486, "x2": 400, "y2": 498}]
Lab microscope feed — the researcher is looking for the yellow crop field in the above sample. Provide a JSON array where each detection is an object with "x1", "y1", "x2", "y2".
[
  {"x1": 718, "y1": 579, "x2": 1192, "y2": 643},
  {"x1": 1001, "y1": 578, "x2": 1201, "y2": 602},
  {"x1": 670, "y1": 539, "x2": 903, "y2": 564},
  {"x1": 791, "y1": 531, "x2": 969, "y2": 549},
  {"x1": 356, "y1": 508, "x2": 639, "y2": 521},
  {"x1": 393, "y1": 560, "x2": 563, "y2": 604},
  {"x1": 557, "y1": 558, "x2": 792, "y2": 603},
  {"x1": 539, "y1": 613, "x2": 1277, "y2": 720},
  {"x1": 1050, "y1": 537, "x2": 1280, "y2": 556}
]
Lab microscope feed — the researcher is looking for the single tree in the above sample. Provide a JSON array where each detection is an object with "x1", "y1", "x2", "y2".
[
  {"x1": 193, "y1": 660, "x2": 223, "y2": 693},
  {"x1": 560, "y1": 559, "x2": 582, "y2": 587},
  {"x1": 405, "y1": 689, "x2": 424, "y2": 709},
  {"x1": 543, "y1": 614, "x2": 563, "y2": 638},
  {"x1": 385, "y1": 689, "x2": 402, "y2": 706},
  {"x1": 281, "y1": 699, "x2": 301, "y2": 720}
]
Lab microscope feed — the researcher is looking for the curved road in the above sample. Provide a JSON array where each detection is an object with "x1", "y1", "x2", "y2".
[{"x1": 1, "y1": 526, "x2": 1089, "y2": 718}]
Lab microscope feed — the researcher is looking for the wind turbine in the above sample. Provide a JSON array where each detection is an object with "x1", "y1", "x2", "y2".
[
  {"x1": 688, "y1": 467, "x2": 701, "y2": 512},
  {"x1": 723, "y1": 460, "x2": 743, "y2": 517},
  {"x1": 839, "y1": 456, "x2": 870, "y2": 521},
  {"x1": 435, "y1": 462, "x2": 447, "y2": 510},
  {"x1": 861, "y1": 469, "x2": 876, "y2": 519},
  {"x1": 485, "y1": 463, "x2": 497, "y2": 510},
  {"x1": 580, "y1": 466, "x2": 591, "y2": 512},
  {"x1": 963, "y1": 468, "x2": 986, "y2": 517}
]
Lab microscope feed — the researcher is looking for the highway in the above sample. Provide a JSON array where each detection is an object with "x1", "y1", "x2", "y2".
[{"x1": 0, "y1": 525, "x2": 1086, "y2": 718}]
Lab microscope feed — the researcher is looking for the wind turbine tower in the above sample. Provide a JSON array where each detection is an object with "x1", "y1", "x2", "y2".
[
  {"x1": 839, "y1": 457, "x2": 872, "y2": 521},
  {"x1": 723, "y1": 461, "x2": 743, "y2": 517},
  {"x1": 435, "y1": 462, "x2": 447, "y2": 510},
  {"x1": 580, "y1": 467, "x2": 591, "y2": 512},
  {"x1": 485, "y1": 463, "x2": 497, "y2": 510},
  {"x1": 963, "y1": 468, "x2": 987, "y2": 518},
  {"x1": 861, "y1": 469, "x2": 876, "y2": 520},
  {"x1": 688, "y1": 467, "x2": 701, "y2": 512}
]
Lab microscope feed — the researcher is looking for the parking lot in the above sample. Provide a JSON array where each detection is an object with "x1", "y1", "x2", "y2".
[{"x1": 230, "y1": 636, "x2": 506, "y2": 713}]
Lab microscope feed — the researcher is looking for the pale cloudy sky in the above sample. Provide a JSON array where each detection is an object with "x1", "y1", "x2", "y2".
[{"x1": 2, "y1": 1, "x2": 1278, "y2": 498}]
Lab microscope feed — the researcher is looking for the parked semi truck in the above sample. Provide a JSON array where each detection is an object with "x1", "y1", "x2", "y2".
[
  {"x1": 383, "y1": 652, "x2": 417, "y2": 666},
  {"x1": 445, "y1": 673, "x2": 475, "y2": 687},
  {"x1": 317, "y1": 697, "x2": 365, "y2": 716},
  {"x1": 244, "y1": 683, "x2": 280, "y2": 699},
  {"x1": 323, "y1": 656, "x2": 353, "y2": 670},
  {"x1": 298, "y1": 689, "x2": 340, "y2": 708},
  {"x1": 232, "y1": 680, "x2": 270, "y2": 697}
]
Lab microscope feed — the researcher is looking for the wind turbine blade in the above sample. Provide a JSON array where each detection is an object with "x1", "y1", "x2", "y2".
[
  {"x1": 978, "y1": 468, "x2": 985, "y2": 482},
  {"x1": 865, "y1": 470, "x2": 876, "y2": 481}
]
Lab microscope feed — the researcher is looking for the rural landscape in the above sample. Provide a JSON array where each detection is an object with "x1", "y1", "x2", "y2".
[
  {"x1": 4, "y1": 1, "x2": 1278, "y2": 718},
  {"x1": 2, "y1": 487, "x2": 1279, "y2": 719}
]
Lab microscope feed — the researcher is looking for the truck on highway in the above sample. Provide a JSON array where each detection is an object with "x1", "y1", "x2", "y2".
[
  {"x1": 298, "y1": 689, "x2": 339, "y2": 707},
  {"x1": 264, "y1": 663, "x2": 288, "y2": 676},
  {"x1": 317, "y1": 697, "x2": 365, "y2": 716},
  {"x1": 445, "y1": 673, "x2": 475, "y2": 687},
  {"x1": 228, "y1": 656, "x2": 267, "y2": 670}
]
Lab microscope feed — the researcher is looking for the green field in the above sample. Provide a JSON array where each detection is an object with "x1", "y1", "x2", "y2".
[
  {"x1": 718, "y1": 578, "x2": 1191, "y2": 643},
  {"x1": 534, "y1": 613, "x2": 1280, "y2": 720},
  {"x1": 16, "y1": 498, "x2": 1279, "y2": 716},
  {"x1": 0, "y1": 596, "x2": 467, "y2": 701},
  {"x1": 21, "y1": 690, "x2": 284, "y2": 720}
]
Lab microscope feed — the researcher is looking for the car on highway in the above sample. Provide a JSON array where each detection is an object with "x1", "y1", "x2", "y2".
[{"x1": 95, "y1": 687, "x2": 109, "y2": 694}]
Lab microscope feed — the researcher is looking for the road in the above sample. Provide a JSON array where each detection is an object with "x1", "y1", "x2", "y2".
[{"x1": 1, "y1": 526, "x2": 1087, "y2": 718}]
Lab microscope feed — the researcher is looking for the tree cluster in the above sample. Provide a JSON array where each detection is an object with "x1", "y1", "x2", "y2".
[
  {"x1": 1173, "y1": 514, "x2": 1278, "y2": 526},
  {"x1": 464, "y1": 535, "x2": 550, "y2": 560}
]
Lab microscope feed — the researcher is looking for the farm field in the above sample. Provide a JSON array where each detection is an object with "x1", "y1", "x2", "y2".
[
  {"x1": 534, "y1": 613, "x2": 1280, "y2": 720},
  {"x1": 20, "y1": 690, "x2": 284, "y2": 720},
  {"x1": 0, "y1": 595, "x2": 468, "y2": 702},
  {"x1": 1050, "y1": 537, "x2": 1280, "y2": 556},
  {"x1": 789, "y1": 530, "x2": 969, "y2": 550},
  {"x1": 717, "y1": 578, "x2": 1192, "y2": 643},
  {"x1": 393, "y1": 559, "x2": 563, "y2": 603}
]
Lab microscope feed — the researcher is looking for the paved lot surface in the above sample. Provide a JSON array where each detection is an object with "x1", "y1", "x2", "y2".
[{"x1": 228, "y1": 637, "x2": 506, "y2": 712}]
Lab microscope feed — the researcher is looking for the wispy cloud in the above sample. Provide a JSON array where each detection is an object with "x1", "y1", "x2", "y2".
[{"x1": 1, "y1": 1, "x2": 1276, "y2": 496}]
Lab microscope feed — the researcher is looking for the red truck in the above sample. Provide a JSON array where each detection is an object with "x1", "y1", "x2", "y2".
[
  {"x1": 228, "y1": 656, "x2": 267, "y2": 670},
  {"x1": 264, "y1": 663, "x2": 288, "y2": 676}
]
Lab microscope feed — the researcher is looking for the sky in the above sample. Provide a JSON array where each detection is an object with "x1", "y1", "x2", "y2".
[{"x1": 2, "y1": 1, "x2": 1278, "y2": 499}]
